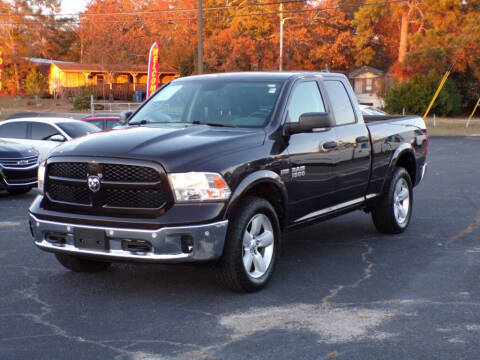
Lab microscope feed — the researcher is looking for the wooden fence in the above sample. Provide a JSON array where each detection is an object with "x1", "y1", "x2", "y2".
[{"x1": 59, "y1": 83, "x2": 148, "y2": 101}]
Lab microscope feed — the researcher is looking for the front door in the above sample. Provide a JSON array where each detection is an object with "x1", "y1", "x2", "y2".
[{"x1": 285, "y1": 80, "x2": 339, "y2": 224}]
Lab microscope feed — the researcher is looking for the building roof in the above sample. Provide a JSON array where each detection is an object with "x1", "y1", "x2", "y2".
[
  {"x1": 349, "y1": 66, "x2": 384, "y2": 78},
  {"x1": 51, "y1": 61, "x2": 177, "y2": 74}
]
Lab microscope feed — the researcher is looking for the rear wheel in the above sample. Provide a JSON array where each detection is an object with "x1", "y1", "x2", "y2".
[
  {"x1": 7, "y1": 186, "x2": 32, "y2": 195},
  {"x1": 371, "y1": 167, "x2": 413, "y2": 234},
  {"x1": 216, "y1": 196, "x2": 280, "y2": 292},
  {"x1": 55, "y1": 253, "x2": 111, "y2": 272}
]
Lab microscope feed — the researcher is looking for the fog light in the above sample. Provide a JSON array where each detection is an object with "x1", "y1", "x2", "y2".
[{"x1": 181, "y1": 235, "x2": 194, "y2": 253}]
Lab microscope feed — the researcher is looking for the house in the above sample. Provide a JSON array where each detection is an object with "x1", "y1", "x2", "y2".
[
  {"x1": 48, "y1": 61, "x2": 179, "y2": 100},
  {"x1": 349, "y1": 66, "x2": 394, "y2": 108}
]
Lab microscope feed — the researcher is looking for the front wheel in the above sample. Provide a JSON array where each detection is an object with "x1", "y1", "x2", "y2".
[
  {"x1": 371, "y1": 167, "x2": 413, "y2": 234},
  {"x1": 215, "y1": 197, "x2": 280, "y2": 292}
]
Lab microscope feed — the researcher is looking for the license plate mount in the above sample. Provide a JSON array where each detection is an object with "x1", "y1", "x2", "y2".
[{"x1": 74, "y1": 228, "x2": 108, "y2": 251}]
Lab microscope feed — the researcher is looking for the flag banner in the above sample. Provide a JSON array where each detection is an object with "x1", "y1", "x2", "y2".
[
  {"x1": 0, "y1": 51, "x2": 4, "y2": 94},
  {"x1": 146, "y1": 42, "x2": 161, "y2": 98}
]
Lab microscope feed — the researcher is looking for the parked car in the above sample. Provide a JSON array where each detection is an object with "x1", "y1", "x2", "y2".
[
  {"x1": 82, "y1": 113, "x2": 122, "y2": 130},
  {"x1": 29, "y1": 72, "x2": 428, "y2": 292},
  {"x1": 0, "y1": 140, "x2": 38, "y2": 194},
  {"x1": 359, "y1": 105, "x2": 389, "y2": 116},
  {"x1": 6, "y1": 112, "x2": 85, "y2": 120},
  {"x1": 0, "y1": 118, "x2": 100, "y2": 162}
]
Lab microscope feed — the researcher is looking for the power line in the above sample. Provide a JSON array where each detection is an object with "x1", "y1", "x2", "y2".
[
  {"x1": 0, "y1": 0, "x2": 409, "y2": 25},
  {"x1": 0, "y1": 0, "x2": 410, "y2": 26}
]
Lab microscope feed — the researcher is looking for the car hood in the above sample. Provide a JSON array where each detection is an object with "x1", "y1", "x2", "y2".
[
  {"x1": 0, "y1": 140, "x2": 37, "y2": 158},
  {"x1": 48, "y1": 124, "x2": 266, "y2": 172}
]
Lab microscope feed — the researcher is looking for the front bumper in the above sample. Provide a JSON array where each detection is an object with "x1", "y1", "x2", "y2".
[
  {"x1": 0, "y1": 165, "x2": 38, "y2": 189},
  {"x1": 29, "y1": 213, "x2": 228, "y2": 263}
]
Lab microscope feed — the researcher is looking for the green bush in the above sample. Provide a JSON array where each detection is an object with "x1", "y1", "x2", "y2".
[
  {"x1": 25, "y1": 68, "x2": 48, "y2": 97},
  {"x1": 384, "y1": 70, "x2": 462, "y2": 117},
  {"x1": 73, "y1": 96, "x2": 90, "y2": 110}
]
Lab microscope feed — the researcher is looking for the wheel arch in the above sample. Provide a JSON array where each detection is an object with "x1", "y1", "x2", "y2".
[
  {"x1": 224, "y1": 170, "x2": 288, "y2": 230},
  {"x1": 379, "y1": 144, "x2": 417, "y2": 196}
]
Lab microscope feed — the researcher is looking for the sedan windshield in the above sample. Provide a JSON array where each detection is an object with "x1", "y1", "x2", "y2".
[
  {"x1": 130, "y1": 79, "x2": 285, "y2": 128},
  {"x1": 57, "y1": 121, "x2": 100, "y2": 138}
]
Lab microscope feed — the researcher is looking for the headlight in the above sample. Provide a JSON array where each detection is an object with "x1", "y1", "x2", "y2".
[
  {"x1": 168, "y1": 172, "x2": 231, "y2": 202},
  {"x1": 38, "y1": 161, "x2": 46, "y2": 195}
]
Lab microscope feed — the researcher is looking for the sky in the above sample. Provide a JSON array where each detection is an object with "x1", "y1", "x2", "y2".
[{"x1": 61, "y1": 0, "x2": 88, "y2": 15}]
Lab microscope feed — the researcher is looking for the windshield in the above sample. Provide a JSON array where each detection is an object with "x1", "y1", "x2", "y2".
[
  {"x1": 57, "y1": 121, "x2": 100, "y2": 138},
  {"x1": 130, "y1": 79, "x2": 285, "y2": 128}
]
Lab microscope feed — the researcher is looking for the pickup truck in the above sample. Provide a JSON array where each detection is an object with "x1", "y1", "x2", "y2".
[{"x1": 29, "y1": 72, "x2": 428, "y2": 292}]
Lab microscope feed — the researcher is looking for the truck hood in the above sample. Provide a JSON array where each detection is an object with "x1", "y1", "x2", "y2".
[{"x1": 49, "y1": 124, "x2": 266, "y2": 172}]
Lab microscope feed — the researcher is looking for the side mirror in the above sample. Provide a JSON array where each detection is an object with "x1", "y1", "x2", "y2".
[
  {"x1": 48, "y1": 134, "x2": 66, "y2": 142},
  {"x1": 284, "y1": 112, "x2": 333, "y2": 135},
  {"x1": 119, "y1": 110, "x2": 133, "y2": 125}
]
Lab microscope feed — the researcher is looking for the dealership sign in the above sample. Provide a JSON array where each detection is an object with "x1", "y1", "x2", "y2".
[
  {"x1": 146, "y1": 42, "x2": 161, "y2": 98},
  {"x1": 0, "y1": 50, "x2": 4, "y2": 94}
]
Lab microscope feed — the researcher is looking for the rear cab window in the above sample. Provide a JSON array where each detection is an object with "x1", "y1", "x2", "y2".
[{"x1": 323, "y1": 80, "x2": 356, "y2": 126}]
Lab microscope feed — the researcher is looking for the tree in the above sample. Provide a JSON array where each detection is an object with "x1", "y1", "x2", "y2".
[
  {"x1": 25, "y1": 68, "x2": 48, "y2": 97},
  {"x1": 384, "y1": 70, "x2": 461, "y2": 116}
]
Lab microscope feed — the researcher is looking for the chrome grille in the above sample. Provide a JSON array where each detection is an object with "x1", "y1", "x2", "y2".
[
  {"x1": 46, "y1": 160, "x2": 168, "y2": 211},
  {"x1": 0, "y1": 156, "x2": 38, "y2": 168}
]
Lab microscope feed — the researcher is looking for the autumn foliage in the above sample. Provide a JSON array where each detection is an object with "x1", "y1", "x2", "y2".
[{"x1": 0, "y1": 0, "x2": 479, "y2": 103}]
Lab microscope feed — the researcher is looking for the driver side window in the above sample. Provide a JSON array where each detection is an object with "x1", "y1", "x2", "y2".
[{"x1": 287, "y1": 81, "x2": 325, "y2": 123}]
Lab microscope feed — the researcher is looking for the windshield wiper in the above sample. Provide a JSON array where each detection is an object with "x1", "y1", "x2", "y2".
[
  {"x1": 191, "y1": 121, "x2": 236, "y2": 128},
  {"x1": 129, "y1": 119, "x2": 148, "y2": 125}
]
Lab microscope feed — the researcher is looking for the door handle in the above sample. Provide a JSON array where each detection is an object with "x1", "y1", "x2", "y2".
[
  {"x1": 356, "y1": 136, "x2": 369, "y2": 144},
  {"x1": 322, "y1": 141, "x2": 338, "y2": 150}
]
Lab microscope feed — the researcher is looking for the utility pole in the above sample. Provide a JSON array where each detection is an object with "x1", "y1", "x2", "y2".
[
  {"x1": 279, "y1": 17, "x2": 292, "y2": 72},
  {"x1": 197, "y1": 0, "x2": 203, "y2": 74},
  {"x1": 279, "y1": 3, "x2": 283, "y2": 71}
]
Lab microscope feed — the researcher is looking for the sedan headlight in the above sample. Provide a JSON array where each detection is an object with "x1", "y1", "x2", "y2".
[
  {"x1": 168, "y1": 172, "x2": 231, "y2": 202},
  {"x1": 38, "y1": 161, "x2": 46, "y2": 195}
]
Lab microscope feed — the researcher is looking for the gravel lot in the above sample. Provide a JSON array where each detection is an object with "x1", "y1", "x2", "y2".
[{"x1": 1, "y1": 136, "x2": 479, "y2": 360}]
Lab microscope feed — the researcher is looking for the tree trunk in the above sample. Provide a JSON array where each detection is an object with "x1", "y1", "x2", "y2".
[
  {"x1": 14, "y1": 62, "x2": 20, "y2": 96},
  {"x1": 398, "y1": 9, "x2": 409, "y2": 64}
]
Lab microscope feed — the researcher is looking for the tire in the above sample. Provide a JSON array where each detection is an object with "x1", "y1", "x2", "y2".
[
  {"x1": 55, "y1": 253, "x2": 111, "y2": 272},
  {"x1": 7, "y1": 187, "x2": 32, "y2": 195},
  {"x1": 371, "y1": 167, "x2": 413, "y2": 234},
  {"x1": 216, "y1": 196, "x2": 280, "y2": 292}
]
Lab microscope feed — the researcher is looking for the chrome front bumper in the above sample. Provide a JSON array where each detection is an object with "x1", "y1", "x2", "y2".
[{"x1": 29, "y1": 214, "x2": 228, "y2": 263}]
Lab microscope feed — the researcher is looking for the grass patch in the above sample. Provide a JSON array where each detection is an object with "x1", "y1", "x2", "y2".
[{"x1": 425, "y1": 118, "x2": 480, "y2": 136}]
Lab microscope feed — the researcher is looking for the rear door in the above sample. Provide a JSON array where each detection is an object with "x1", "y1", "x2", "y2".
[
  {"x1": 322, "y1": 79, "x2": 371, "y2": 204},
  {"x1": 285, "y1": 80, "x2": 339, "y2": 223}
]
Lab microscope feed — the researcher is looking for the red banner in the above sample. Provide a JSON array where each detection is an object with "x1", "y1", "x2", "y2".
[
  {"x1": 0, "y1": 51, "x2": 4, "y2": 94},
  {"x1": 146, "y1": 42, "x2": 161, "y2": 98}
]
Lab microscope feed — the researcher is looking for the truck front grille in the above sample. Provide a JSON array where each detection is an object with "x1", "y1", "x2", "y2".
[
  {"x1": 49, "y1": 183, "x2": 91, "y2": 205},
  {"x1": 49, "y1": 162, "x2": 87, "y2": 179},
  {"x1": 45, "y1": 160, "x2": 170, "y2": 213}
]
